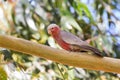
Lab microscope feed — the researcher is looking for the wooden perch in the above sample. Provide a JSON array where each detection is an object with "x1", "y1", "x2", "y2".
[{"x1": 0, "y1": 35, "x2": 120, "y2": 73}]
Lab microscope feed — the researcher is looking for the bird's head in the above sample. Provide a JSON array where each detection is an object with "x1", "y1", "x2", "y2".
[{"x1": 47, "y1": 24, "x2": 60, "y2": 35}]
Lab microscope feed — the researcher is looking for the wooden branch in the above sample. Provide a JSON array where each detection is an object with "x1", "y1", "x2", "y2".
[{"x1": 0, "y1": 35, "x2": 120, "y2": 73}]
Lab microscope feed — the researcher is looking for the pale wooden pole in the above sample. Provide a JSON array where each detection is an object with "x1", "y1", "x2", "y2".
[{"x1": 0, "y1": 35, "x2": 120, "y2": 73}]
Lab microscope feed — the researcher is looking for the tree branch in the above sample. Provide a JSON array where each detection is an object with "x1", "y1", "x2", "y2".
[{"x1": 0, "y1": 35, "x2": 120, "y2": 73}]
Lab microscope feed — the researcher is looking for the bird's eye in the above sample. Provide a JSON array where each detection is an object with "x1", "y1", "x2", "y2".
[{"x1": 51, "y1": 28, "x2": 54, "y2": 29}]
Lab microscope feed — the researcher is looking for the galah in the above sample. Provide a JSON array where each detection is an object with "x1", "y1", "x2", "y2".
[{"x1": 47, "y1": 24, "x2": 103, "y2": 57}]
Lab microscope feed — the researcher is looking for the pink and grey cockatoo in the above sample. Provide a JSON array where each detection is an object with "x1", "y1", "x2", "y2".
[{"x1": 47, "y1": 24, "x2": 103, "y2": 57}]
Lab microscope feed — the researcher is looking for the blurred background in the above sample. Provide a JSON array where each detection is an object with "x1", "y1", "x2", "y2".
[{"x1": 0, "y1": 0, "x2": 120, "y2": 80}]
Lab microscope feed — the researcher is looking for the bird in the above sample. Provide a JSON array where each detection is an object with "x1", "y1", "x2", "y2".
[{"x1": 47, "y1": 24, "x2": 103, "y2": 57}]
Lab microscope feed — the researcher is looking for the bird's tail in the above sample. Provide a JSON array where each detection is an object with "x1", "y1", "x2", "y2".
[{"x1": 80, "y1": 45, "x2": 103, "y2": 57}]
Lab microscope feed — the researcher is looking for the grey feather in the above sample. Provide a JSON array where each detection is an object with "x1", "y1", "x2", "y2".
[
  {"x1": 60, "y1": 31, "x2": 88, "y2": 45},
  {"x1": 60, "y1": 30, "x2": 103, "y2": 57}
]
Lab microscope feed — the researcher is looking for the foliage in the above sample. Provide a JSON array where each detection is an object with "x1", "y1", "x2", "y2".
[{"x1": 0, "y1": 0, "x2": 120, "y2": 79}]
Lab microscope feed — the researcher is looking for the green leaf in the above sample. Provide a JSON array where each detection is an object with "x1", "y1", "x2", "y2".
[
  {"x1": 0, "y1": 66, "x2": 7, "y2": 80},
  {"x1": 61, "y1": 16, "x2": 83, "y2": 33},
  {"x1": 73, "y1": 0, "x2": 94, "y2": 23}
]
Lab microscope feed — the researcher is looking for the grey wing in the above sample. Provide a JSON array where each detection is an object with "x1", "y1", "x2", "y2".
[
  {"x1": 60, "y1": 31, "x2": 88, "y2": 45},
  {"x1": 60, "y1": 31, "x2": 103, "y2": 57}
]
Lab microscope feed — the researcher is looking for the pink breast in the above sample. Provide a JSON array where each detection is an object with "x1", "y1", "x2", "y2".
[
  {"x1": 51, "y1": 30, "x2": 71, "y2": 50},
  {"x1": 58, "y1": 40, "x2": 70, "y2": 50},
  {"x1": 54, "y1": 36, "x2": 70, "y2": 50}
]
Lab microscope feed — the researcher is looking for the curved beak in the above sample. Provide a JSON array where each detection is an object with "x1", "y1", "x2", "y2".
[{"x1": 48, "y1": 29, "x2": 52, "y2": 35}]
